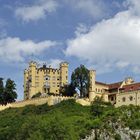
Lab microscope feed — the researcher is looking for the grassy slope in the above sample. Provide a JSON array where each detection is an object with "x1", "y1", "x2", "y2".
[{"x1": 0, "y1": 99, "x2": 140, "y2": 140}]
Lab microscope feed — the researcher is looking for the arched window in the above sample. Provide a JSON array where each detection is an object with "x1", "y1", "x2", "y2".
[
  {"x1": 129, "y1": 96, "x2": 133, "y2": 101},
  {"x1": 122, "y1": 97, "x2": 126, "y2": 102}
]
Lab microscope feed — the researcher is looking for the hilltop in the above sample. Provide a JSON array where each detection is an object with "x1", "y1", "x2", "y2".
[{"x1": 0, "y1": 99, "x2": 140, "y2": 140}]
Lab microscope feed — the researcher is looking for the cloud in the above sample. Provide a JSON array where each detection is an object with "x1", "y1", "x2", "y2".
[
  {"x1": 64, "y1": 0, "x2": 109, "y2": 19},
  {"x1": 0, "y1": 37, "x2": 57, "y2": 62},
  {"x1": 124, "y1": 0, "x2": 140, "y2": 16},
  {"x1": 15, "y1": 0, "x2": 58, "y2": 22},
  {"x1": 65, "y1": 0, "x2": 140, "y2": 74}
]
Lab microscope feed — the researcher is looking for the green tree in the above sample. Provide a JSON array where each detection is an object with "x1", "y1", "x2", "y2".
[
  {"x1": 0, "y1": 78, "x2": 4, "y2": 104},
  {"x1": 71, "y1": 65, "x2": 90, "y2": 97},
  {"x1": 60, "y1": 84, "x2": 76, "y2": 97},
  {"x1": 91, "y1": 96, "x2": 112, "y2": 118},
  {"x1": 3, "y1": 79, "x2": 17, "y2": 104}
]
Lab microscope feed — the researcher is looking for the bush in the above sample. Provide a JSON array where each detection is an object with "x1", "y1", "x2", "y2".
[{"x1": 32, "y1": 92, "x2": 41, "y2": 99}]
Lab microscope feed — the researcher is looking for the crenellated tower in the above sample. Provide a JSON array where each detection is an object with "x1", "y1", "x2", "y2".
[
  {"x1": 89, "y1": 70, "x2": 96, "y2": 102},
  {"x1": 24, "y1": 61, "x2": 69, "y2": 100},
  {"x1": 60, "y1": 62, "x2": 69, "y2": 87},
  {"x1": 24, "y1": 69, "x2": 29, "y2": 99}
]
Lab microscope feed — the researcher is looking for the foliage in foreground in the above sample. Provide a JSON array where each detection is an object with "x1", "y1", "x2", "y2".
[
  {"x1": 0, "y1": 78, "x2": 17, "y2": 105},
  {"x1": 0, "y1": 99, "x2": 140, "y2": 140}
]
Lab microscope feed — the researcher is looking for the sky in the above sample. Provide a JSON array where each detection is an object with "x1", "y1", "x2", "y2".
[{"x1": 0, "y1": 0, "x2": 140, "y2": 100}]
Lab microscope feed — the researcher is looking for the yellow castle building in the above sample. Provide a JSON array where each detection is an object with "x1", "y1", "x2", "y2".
[
  {"x1": 24, "y1": 61, "x2": 68, "y2": 100},
  {"x1": 24, "y1": 61, "x2": 140, "y2": 107},
  {"x1": 89, "y1": 69, "x2": 140, "y2": 107}
]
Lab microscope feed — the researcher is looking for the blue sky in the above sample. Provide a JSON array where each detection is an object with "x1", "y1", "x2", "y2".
[{"x1": 0, "y1": 0, "x2": 140, "y2": 100}]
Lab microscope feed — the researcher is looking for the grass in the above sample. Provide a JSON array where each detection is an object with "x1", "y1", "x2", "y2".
[{"x1": 0, "y1": 99, "x2": 140, "y2": 140}]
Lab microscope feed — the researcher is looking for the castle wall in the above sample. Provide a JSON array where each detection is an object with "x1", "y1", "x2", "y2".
[
  {"x1": 95, "y1": 84, "x2": 108, "y2": 94},
  {"x1": 0, "y1": 96, "x2": 73, "y2": 111},
  {"x1": 115, "y1": 91, "x2": 140, "y2": 107}
]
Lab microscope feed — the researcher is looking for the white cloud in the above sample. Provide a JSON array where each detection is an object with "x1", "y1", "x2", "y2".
[
  {"x1": 15, "y1": 0, "x2": 58, "y2": 22},
  {"x1": 124, "y1": 0, "x2": 140, "y2": 16},
  {"x1": 65, "y1": 0, "x2": 140, "y2": 74},
  {"x1": 75, "y1": 23, "x2": 90, "y2": 37},
  {"x1": 64, "y1": 0, "x2": 108, "y2": 19},
  {"x1": 0, "y1": 37, "x2": 57, "y2": 62}
]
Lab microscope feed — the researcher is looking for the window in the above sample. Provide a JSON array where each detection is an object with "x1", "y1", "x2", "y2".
[
  {"x1": 45, "y1": 76, "x2": 50, "y2": 81},
  {"x1": 129, "y1": 96, "x2": 133, "y2": 101},
  {"x1": 122, "y1": 97, "x2": 126, "y2": 102},
  {"x1": 111, "y1": 97, "x2": 114, "y2": 101}
]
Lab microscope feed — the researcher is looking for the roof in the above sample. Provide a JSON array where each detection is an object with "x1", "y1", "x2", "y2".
[
  {"x1": 122, "y1": 82, "x2": 140, "y2": 92},
  {"x1": 108, "y1": 81, "x2": 123, "y2": 90},
  {"x1": 95, "y1": 81, "x2": 123, "y2": 90},
  {"x1": 95, "y1": 81, "x2": 107, "y2": 86}
]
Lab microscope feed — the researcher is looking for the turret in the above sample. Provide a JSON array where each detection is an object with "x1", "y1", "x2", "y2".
[
  {"x1": 28, "y1": 61, "x2": 37, "y2": 98},
  {"x1": 60, "y1": 62, "x2": 69, "y2": 87},
  {"x1": 89, "y1": 70, "x2": 96, "y2": 102},
  {"x1": 24, "y1": 69, "x2": 29, "y2": 100},
  {"x1": 125, "y1": 77, "x2": 134, "y2": 85}
]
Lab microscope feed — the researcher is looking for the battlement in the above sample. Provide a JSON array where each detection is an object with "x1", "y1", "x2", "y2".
[
  {"x1": 60, "y1": 62, "x2": 69, "y2": 67},
  {"x1": 24, "y1": 60, "x2": 69, "y2": 99}
]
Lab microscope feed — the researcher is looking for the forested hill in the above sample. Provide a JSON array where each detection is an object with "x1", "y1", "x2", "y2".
[{"x1": 0, "y1": 99, "x2": 140, "y2": 140}]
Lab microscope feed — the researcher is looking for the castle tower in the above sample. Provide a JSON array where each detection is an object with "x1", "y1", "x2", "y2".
[
  {"x1": 28, "y1": 61, "x2": 37, "y2": 98},
  {"x1": 60, "y1": 62, "x2": 69, "y2": 87},
  {"x1": 24, "y1": 61, "x2": 69, "y2": 100},
  {"x1": 24, "y1": 69, "x2": 29, "y2": 100},
  {"x1": 89, "y1": 70, "x2": 96, "y2": 102}
]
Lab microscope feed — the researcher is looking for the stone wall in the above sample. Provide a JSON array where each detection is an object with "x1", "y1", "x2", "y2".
[
  {"x1": 0, "y1": 96, "x2": 73, "y2": 111},
  {"x1": 115, "y1": 90, "x2": 140, "y2": 107}
]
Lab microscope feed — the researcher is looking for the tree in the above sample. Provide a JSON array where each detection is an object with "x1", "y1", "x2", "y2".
[
  {"x1": 0, "y1": 78, "x2": 4, "y2": 104},
  {"x1": 91, "y1": 96, "x2": 113, "y2": 118},
  {"x1": 60, "y1": 84, "x2": 76, "y2": 97},
  {"x1": 3, "y1": 79, "x2": 17, "y2": 104},
  {"x1": 71, "y1": 65, "x2": 90, "y2": 97}
]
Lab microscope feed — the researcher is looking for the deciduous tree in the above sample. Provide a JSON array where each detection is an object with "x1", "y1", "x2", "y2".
[
  {"x1": 71, "y1": 65, "x2": 90, "y2": 97},
  {"x1": 60, "y1": 84, "x2": 76, "y2": 97}
]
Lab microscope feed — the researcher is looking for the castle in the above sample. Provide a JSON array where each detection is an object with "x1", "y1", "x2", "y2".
[
  {"x1": 24, "y1": 61, "x2": 140, "y2": 107},
  {"x1": 24, "y1": 61, "x2": 68, "y2": 100},
  {"x1": 89, "y1": 70, "x2": 140, "y2": 107}
]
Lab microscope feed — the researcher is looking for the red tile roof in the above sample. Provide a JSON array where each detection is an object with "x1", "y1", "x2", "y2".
[
  {"x1": 108, "y1": 81, "x2": 123, "y2": 90},
  {"x1": 122, "y1": 82, "x2": 140, "y2": 92}
]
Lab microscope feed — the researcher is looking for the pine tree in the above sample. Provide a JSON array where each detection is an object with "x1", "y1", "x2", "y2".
[
  {"x1": 4, "y1": 79, "x2": 17, "y2": 104},
  {"x1": 0, "y1": 78, "x2": 4, "y2": 104}
]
